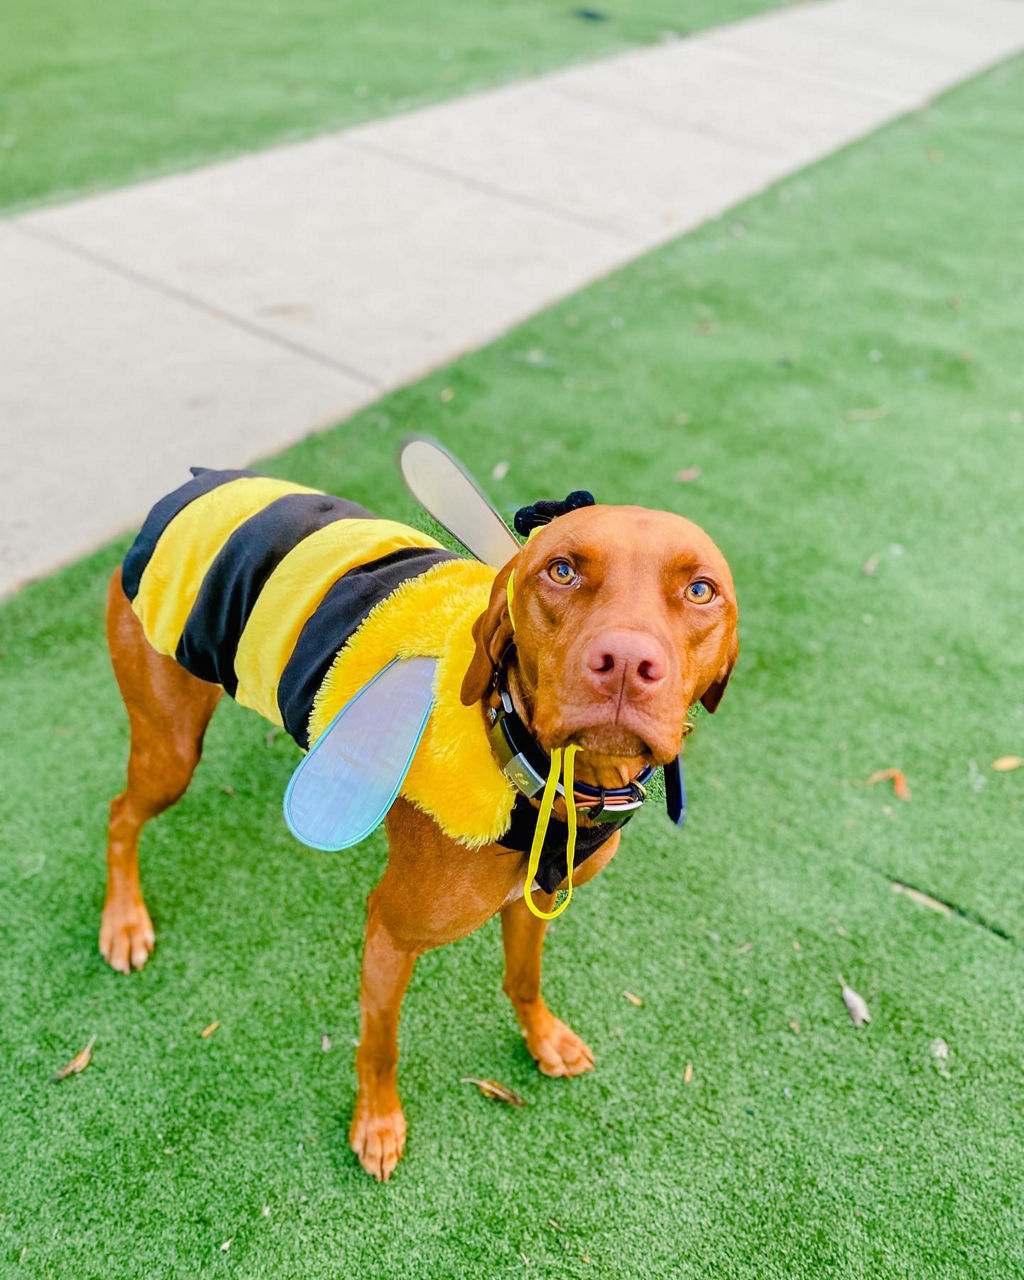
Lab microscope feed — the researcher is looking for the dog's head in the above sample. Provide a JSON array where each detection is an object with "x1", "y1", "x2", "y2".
[{"x1": 461, "y1": 504, "x2": 738, "y2": 789}]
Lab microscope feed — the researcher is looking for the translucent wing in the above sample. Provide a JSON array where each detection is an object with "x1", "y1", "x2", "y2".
[
  {"x1": 400, "y1": 436, "x2": 520, "y2": 568},
  {"x1": 283, "y1": 657, "x2": 438, "y2": 851}
]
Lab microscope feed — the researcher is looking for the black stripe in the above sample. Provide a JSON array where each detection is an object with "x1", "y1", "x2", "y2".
[
  {"x1": 497, "y1": 797, "x2": 632, "y2": 893},
  {"x1": 175, "y1": 492, "x2": 374, "y2": 695},
  {"x1": 121, "y1": 467, "x2": 258, "y2": 601},
  {"x1": 278, "y1": 546, "x2": 458, "y2": 748}
]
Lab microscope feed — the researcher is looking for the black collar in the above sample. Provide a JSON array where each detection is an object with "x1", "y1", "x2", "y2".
[{"x1": 486, "y1": 674, "x2": 686, "y2": 827}]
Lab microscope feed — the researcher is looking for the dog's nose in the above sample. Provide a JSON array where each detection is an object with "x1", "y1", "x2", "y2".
[{"x1": 583, "y1": 629, "x2": 667, "y2": 698}]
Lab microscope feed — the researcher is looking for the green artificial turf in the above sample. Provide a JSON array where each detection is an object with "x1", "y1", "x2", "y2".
[
  {"x1": 0, "y1": 0, "x2": 780, "y2": 211},
  {"x1": 3, "y1": 58, "x2": 1024, "y2": 1280}
]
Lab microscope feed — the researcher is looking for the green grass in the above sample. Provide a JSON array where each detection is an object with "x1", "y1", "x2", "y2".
[
  {"x1": 0, "y1": 0, "x2": 781, "y2": 211},
  {"x1": 3, "y1": 58, "x2": 1024, "y2": 1280}
]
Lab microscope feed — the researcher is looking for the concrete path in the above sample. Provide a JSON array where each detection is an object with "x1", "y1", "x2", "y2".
[{"x1": 3, "y1": 0, "x2": 1023, "y2": 597}]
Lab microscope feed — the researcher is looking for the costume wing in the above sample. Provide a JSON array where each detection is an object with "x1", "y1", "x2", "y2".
[
  {"x1": 400, "y1": 436, "x2": 520, "y2": 568},
  {"x1": 283, "y1": 657, "x2": 438, "y2": 850}
]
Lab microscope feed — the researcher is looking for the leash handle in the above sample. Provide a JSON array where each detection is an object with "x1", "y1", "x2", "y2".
[{"x1": 523, "y1": 744, "x2": 580, "y2": 920}]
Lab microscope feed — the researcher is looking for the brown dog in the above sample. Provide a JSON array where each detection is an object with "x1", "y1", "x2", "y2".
[{"x1": 102, "y1": 499, "x2": 737, "y2": 1180}]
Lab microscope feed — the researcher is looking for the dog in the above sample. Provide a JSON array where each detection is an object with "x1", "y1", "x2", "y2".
[{"x1": 101, "y1": 468, "x2": 737, "y2": 1180}]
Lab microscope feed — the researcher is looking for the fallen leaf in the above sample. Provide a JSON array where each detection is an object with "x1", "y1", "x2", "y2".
[
  {"x1": 683, "y1": 1061, "x2": 693, "y2": 1084},
  {"x1": 737, "y1": 940, "x2": 755, "y2": 954},
  {"x1": 200, "y1": 1021, "x2": 220, "y2": 1039},
  {"x1": 992, "y1": 756, "x2": 1024, "y2": 772},
  {"x1": 52, "y1": 1035, "x2": 96, "y2": 1082},
  {"x1": 492, "y1": 460, "x2": 510, "y2": 481},
  {"x1": 674, "y1": 466, "x2": 702, "y2": 483},
  {"x1": 220, "y1": 1239, "x2": 233, "y2": 1253},
  {"x1": 461, "y1": 1077, "x2": 526, "y2": 1106},
  {"x1": 220, "y1": 785, "x2": 236, "y2": 798},
  {"x1": 622, "y1": 989, "x2": 643, "y2": 1006},
  {"x1": 844, "y1": 406, "x2": 890, "y2": 422},
  {"x1": 788, "y1": 1020, "x2": 801, "y2": 1035},
  {"x1": 321, "y1": 1033, "x2": 331, "y2": 1052},
  {"x1": 439, "y1": 386, "x2": 455, "y2": 403},
  {"x1": 673, "y1": 412, "x2": 691, "y2": 426},
  {"x1": 828, "y1": 916, "x2": 849, "y2": 938},
  {"x1": 891, "y1": 882, "x2": 953, "y2": 917},
  {"x1": 792, "y1": 939, "x2": 801, "y2": 951},
  {"x1": 265, "y1": 726, "x2": 283, "y2": 748},
  {"x1": 838, "y1": 975, "x2": 871, "y2": 1028},
  {"x1": 930, "y1": 1036, "x2": 952, "y2": 1078},
  {"x1": 861, "y1": 554, "x2": 880, "y2": 576},
  {"x1": 866, "y1": 768, "x2": 911, "y2": 801}
]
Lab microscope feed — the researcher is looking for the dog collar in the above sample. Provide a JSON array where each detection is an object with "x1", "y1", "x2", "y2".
[{"x1": 487, "y1": 679, "x2": 663, "y2": 825}]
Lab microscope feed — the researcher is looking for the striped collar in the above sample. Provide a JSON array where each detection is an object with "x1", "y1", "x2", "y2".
[{"x1": 487, "y1": 676, "x2": 655, "y2": 823}]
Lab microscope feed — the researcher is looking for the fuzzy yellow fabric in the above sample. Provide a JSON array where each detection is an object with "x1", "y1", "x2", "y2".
[{"x1": 307, "y1": 557, "x2": 517, "y2": 848}]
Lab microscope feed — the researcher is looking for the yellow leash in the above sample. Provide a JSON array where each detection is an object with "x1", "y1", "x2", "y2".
[
  {"x1": 505, "y1": 568, "x2": 517, "y2": 631},
  {"x1": 505, "y1": 561, "x2": 580, "y2": 920},
  {"x1": 523, "y1": 743, "x2": 580, "y2": 920}
]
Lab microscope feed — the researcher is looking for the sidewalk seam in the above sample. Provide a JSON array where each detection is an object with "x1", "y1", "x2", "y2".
[
  {"x1": 11, "y1": 221, "x2": 385, "y2": 390},
  {"x1": 342, "y1": 135, "x2": 636, "y2": 242}
]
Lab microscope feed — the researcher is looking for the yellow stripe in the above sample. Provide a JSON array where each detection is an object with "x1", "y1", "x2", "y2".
[
  {"x1": 233, "y1": 518, "x2": 442, "y2": 724},
  {"x1": 132, "y1": 476, "x2": 318, "y2": 655}
]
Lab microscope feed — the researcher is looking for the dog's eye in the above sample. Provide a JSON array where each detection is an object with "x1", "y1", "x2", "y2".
[
  {"x1": 547, "y1": 559, "x2": 577, "y2": 585},
  {"x1": 685, "y1": 579, "x2": 716, "y2": 604}
]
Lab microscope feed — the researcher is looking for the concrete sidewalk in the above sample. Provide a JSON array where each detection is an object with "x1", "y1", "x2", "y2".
[{"x1": 3, "y1": 0, "x2": 1023, "y2": 598}]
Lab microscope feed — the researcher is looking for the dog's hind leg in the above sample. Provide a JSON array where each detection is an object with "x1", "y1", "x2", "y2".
[{"x1": 101, "y1": 567, "x2": 222, "y2": 972}]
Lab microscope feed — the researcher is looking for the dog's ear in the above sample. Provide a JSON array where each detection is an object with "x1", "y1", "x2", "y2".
[
  {"x1": 699, "y1": 631, "x2": 738, "y2": 714},
  {"x1": 461, "y1": 558, "x2": 517, "y2": 705}
]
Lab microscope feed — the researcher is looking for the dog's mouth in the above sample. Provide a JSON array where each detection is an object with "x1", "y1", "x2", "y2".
[
  {"x1": 542, "y1": 707, "x2": 682, "y2": 774},
  {"x1": 569, "y1": 724, "x2": 650, "y2": 758},
  {"x1": 521, "y1": 678, "x2": 685, "y2": 778}
]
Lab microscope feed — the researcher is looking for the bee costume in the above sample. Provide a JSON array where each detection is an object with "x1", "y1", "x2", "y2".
[{"x1": 122, "y1": 457, "x2": 681, "y2": 912}]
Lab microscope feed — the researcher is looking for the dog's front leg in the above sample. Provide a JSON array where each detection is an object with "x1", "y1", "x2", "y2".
[
  {"x1": 349, "y1": 887, "x2": 416, "y2": 1182},
  {"x1": 500, "y1": 896, "x2": 595, "y2": 1078}
]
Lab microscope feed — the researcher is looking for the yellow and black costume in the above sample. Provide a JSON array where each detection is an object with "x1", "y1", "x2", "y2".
[
  {"x1": 123, "y1": 467, "x2": 639, "y2": 884},
  {"x1": 123, "y1": 466, "x2": 523, "y2": 845}
]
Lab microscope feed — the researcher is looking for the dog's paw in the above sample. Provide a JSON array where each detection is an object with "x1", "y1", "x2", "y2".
[
  {"x1": 349, "y1": 1098, "x2": 407, "y2": 1182},
  {"x1": 524, "y1": 1014, "x2": 595, "y2": 1078},
  {"x1": 99, "y1": 896, "x2": 155, "y2": 973}
]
